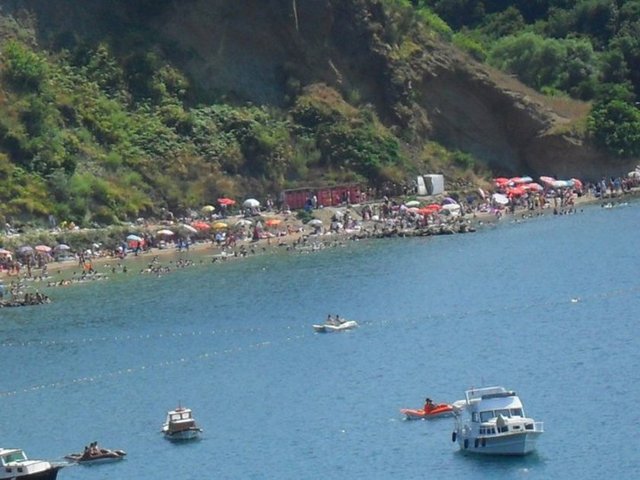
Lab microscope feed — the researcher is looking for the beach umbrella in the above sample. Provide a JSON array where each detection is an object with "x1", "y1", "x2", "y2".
[
  {"x1": 156, "y1": 229, "x2": 175, "y2": 236},
  {"x1": 308, "y1": 219, "x2": 323, "y2": 227},
  {"x1": 179, "y1": 224, "x2": 198, "y2": 234},
  {"x1": 492, "y1": 193, "x2": 509, "y2": 205},
  {"x1": 54, "y1": 244, "x2": 71, "y2": 251},
  {"x1": 217, "y1": 197, "x2": 236, "y2": 206},
  {"x1": 243, "y1": 198, "x2": 260, "y2": 208},
  {"x1": 212, "y1": 222, "x2": 228, "y2": 229},
  {"x1": 35, "y1": 245, "x2": 52, "y2": 253},
  {"x1": 539, "y1": 176, "x2": 555, "y2": 186},
  {"x1": 507, "y1": 186, "x2": 526, "y2": 196},
  {"x1": 405, "y1": 200, "x2": 420, "y2": 207},
  {"x1": 191, "y1": 221, "x2": 211, "y2": 231},
  {"x1": 201, "y1": 205, "x2": 215, "y2": 213},
  {"x1": 126, "y1": 234, "x2": 143, "y2": 242},
  {"x1": 494, "y1": 177, "x2": 510, "y2": 187},
  {"x1": 17, "y1": 245, "x2": 34, "y2": 255},
  {"x1": 234, "y1": 219, "x2": 253, "y2": 227},
  {"x1": 552, "y1": 180, "x2": 571, "y2": 189},
  {"x1": 442, "y1": 197, "x2": 458, "y2": 205},
  {"x1": 0, "y1": 248, "x2": 12, "y2": 257},
  {"x1": 510, "y1": 176, "x2": 533, "y2": 184},
  {"x1": 524, "y1": 183, "x2": 544, "y2": 192}
]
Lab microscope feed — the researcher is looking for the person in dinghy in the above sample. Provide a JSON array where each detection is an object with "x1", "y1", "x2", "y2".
[{"x1": 400, "y1": 397, "x2": 455, "y2": 420}]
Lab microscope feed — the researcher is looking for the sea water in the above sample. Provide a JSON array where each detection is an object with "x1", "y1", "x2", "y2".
[{"x1": 1, "y1": 202, "x2": 639, "y2": 479}]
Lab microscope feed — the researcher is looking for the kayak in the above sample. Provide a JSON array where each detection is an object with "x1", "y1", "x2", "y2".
[
  {"x1": 313, "y1": 320, "x2": 358, "y2": 333},
  {"x1": 401, "y1": 403, "x2": 455, "y2": 420}
]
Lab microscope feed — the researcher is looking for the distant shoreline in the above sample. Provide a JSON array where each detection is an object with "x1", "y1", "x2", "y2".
[{"x1": 1, "y1": 188, "x2": 637, "y2": 300}]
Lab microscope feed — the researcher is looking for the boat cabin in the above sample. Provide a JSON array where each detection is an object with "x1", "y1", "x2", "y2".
[
  {"x1": 0, "y1": 448, "x2": 28, "y2": 466},
  {"x1": 165, "y1": 407, "x2": 196, "y2": 432}
]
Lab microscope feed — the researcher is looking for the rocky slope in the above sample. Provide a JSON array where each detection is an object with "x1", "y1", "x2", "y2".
[{"x1": 3, "y1": 0, "x2": 636, "y2": 180}]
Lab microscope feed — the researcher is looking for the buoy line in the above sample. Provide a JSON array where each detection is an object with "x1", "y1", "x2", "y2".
[
  {"x1": 1, "y1": 282, "x2": 637, "y2": 398},
  {"x1": 2, "y1": 284, "x2": 638, "y2": 349},
  {"x1": 0, "y1": 332, "x2": 309, "y2": 398}
]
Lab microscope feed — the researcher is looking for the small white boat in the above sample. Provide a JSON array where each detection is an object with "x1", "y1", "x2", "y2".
[
  {"x1": 312, "y1": 320, "x2": 358, "y2": 333},
  {"x1": 162, "y1": 406, "x2": 202, "y2": 441},
  {"x1": 65, "y1": 445, "x2": 126, "y2": 464},
  {"x1": 0, "y1": 447, "x2": 63, "y2": 480},
  {"x1": 452, "y1": 386, "x2": 543, "y2": 455}
]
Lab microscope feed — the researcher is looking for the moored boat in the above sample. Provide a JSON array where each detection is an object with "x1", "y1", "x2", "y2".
[
  {"x1": 162, "y1": 406, "x2": 202, "y2": 441},
  {"x1": 452, "y1": 386, "x2": 543, "y2": 455},
  {"x1": 0, "y1": 447, "x2": 63, "y2": 480},
  {"x1": 64, "y1": 443, "x2": 126, "y2": 464},
  {"x1": 312, "y1": 320, "x2": 358, "y2": 333},
  {"x1": 401, "y1": 403, "x2": 455, "y2": 420}
]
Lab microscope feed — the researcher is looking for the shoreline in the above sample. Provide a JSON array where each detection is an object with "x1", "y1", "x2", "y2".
[{"x1": 1, "y1": 188, "x2": 637, "y2": 302}]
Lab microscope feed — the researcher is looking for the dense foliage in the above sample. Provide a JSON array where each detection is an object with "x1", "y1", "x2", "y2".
[
  {"x1": 1, "y1": 1, "x2": 639, "y2": 229},
  {"x1": 405, "y1": 0, "x2": 640, "y2": 157},
  {"x1": 0, "y1": 30, "x2": 411, "y2": 227}
]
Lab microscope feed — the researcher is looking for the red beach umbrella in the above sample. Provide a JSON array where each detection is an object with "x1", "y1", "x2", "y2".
[
  {"x1": 217, "y1": 198, "x2": 236, "y2": 206},
  {"x1": 539, "y1": 176, "x2": 555, "y2": 186},
  {"x1": 191, "y1": 221, "x2": 211, "y2": 231}
]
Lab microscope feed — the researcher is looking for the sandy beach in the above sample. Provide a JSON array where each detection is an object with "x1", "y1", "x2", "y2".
[{"x1": 1, "y1": 186, "x2": 637, "y2": 302}]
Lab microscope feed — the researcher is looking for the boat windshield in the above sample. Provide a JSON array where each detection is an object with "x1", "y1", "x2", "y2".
[
  {"x1": 2, "y1": 451, "x2": 27, "y2": 464},
  {"x1": 480, "y1": 411, "x2": 495, "y2": 422},
  {"x1": 171, "y1": 412, "x2": 192, "y2": 421},
  {"x1": 480, "y1": 408, "x2": 522, "y2": 422}
]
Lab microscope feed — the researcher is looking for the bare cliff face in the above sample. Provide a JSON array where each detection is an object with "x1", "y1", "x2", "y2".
[{"x1": 5, "y1": 0, "x2": 636, "y2": 180}]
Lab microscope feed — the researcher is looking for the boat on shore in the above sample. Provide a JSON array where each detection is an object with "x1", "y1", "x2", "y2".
[
  {"x1": 452, "y1": 386, "x2": 543, "y2": 455},
  {"x1": 312, "y1": 319, "x2": 358, "y2": 333},
  {"x1": 162, "y1": 406, "x2": 202, "y2": 441},
  {"x1": 0, "y1": 447, "x2": 63, "y2": 480}
]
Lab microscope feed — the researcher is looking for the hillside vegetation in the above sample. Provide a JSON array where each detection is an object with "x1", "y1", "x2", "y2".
[{"x1": 0, "y1": 0, "x2": 638, "y2": 228}]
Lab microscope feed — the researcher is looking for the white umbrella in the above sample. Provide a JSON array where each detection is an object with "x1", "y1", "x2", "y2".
[
  {"x1": 234, "y1": 219, "x2": 253, "y2": 227},
  {"x1": 491, "y1": 193, "x2": 509, "y2": 205},
  {"x1": 179, "y1": 224, "x2": 198, "y2": 234},
  {"x1": 126, "y1": 234, "x2": 143, "y2": 242},
  {"x1": 243, "y1": 198, "x2": 260, "y2": 208},
  {"x1": 156, "y1": 229, "x2": 175, "y2": 236},
  {"x1": 308, "y1": 219, "x2": 323, "y2": 227},
  {"x1": 405, "y1": 200, "x2": 420, "y2": 207}
]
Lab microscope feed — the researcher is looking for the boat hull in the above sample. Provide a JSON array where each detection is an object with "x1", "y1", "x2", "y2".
[
  {"x1": 401, "y1": 405, "x2": 454, "y2": 420},
  {"x1": 64, "y1": 451, "x2": 126, "y2": 464},
  {"x1": 313, "y1": 320, "x2": 358, "y2": 333},
  {"x1": 164, "y1": 429, "x2": 201, "y2": 441},
  {"x1": 456, "y1": 431, "x2": 542, "y2": 456},
  {"x1": 1, "y1": 465, "x2": 62, "y2": 480}
]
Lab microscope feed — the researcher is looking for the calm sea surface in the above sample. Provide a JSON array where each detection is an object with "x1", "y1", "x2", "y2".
[{"x1": 1, "y1": 202, "x2": 639, "y2": 479}]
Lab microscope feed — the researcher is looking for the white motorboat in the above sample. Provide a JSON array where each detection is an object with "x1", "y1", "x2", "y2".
[
  {"x1": 312, "y1": 320, "x2": 358, "y2": 333},
  {"x1": 452, "y1": 386, "x2": 543, "y2": 455},
  {"x1": 0, "y1": 448, "x2": 63, "y2": 480},
  {"x1": 65, "y1": 444, "x2": 126, "y2": 464},
  {"x1": 162, "y1": 406, "x2": 202, "y2": 441}
]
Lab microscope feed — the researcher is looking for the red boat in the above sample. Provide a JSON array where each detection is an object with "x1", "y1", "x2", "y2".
[{"x1": 400, "y1": 403, "x2": 455, "y2": 420}]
